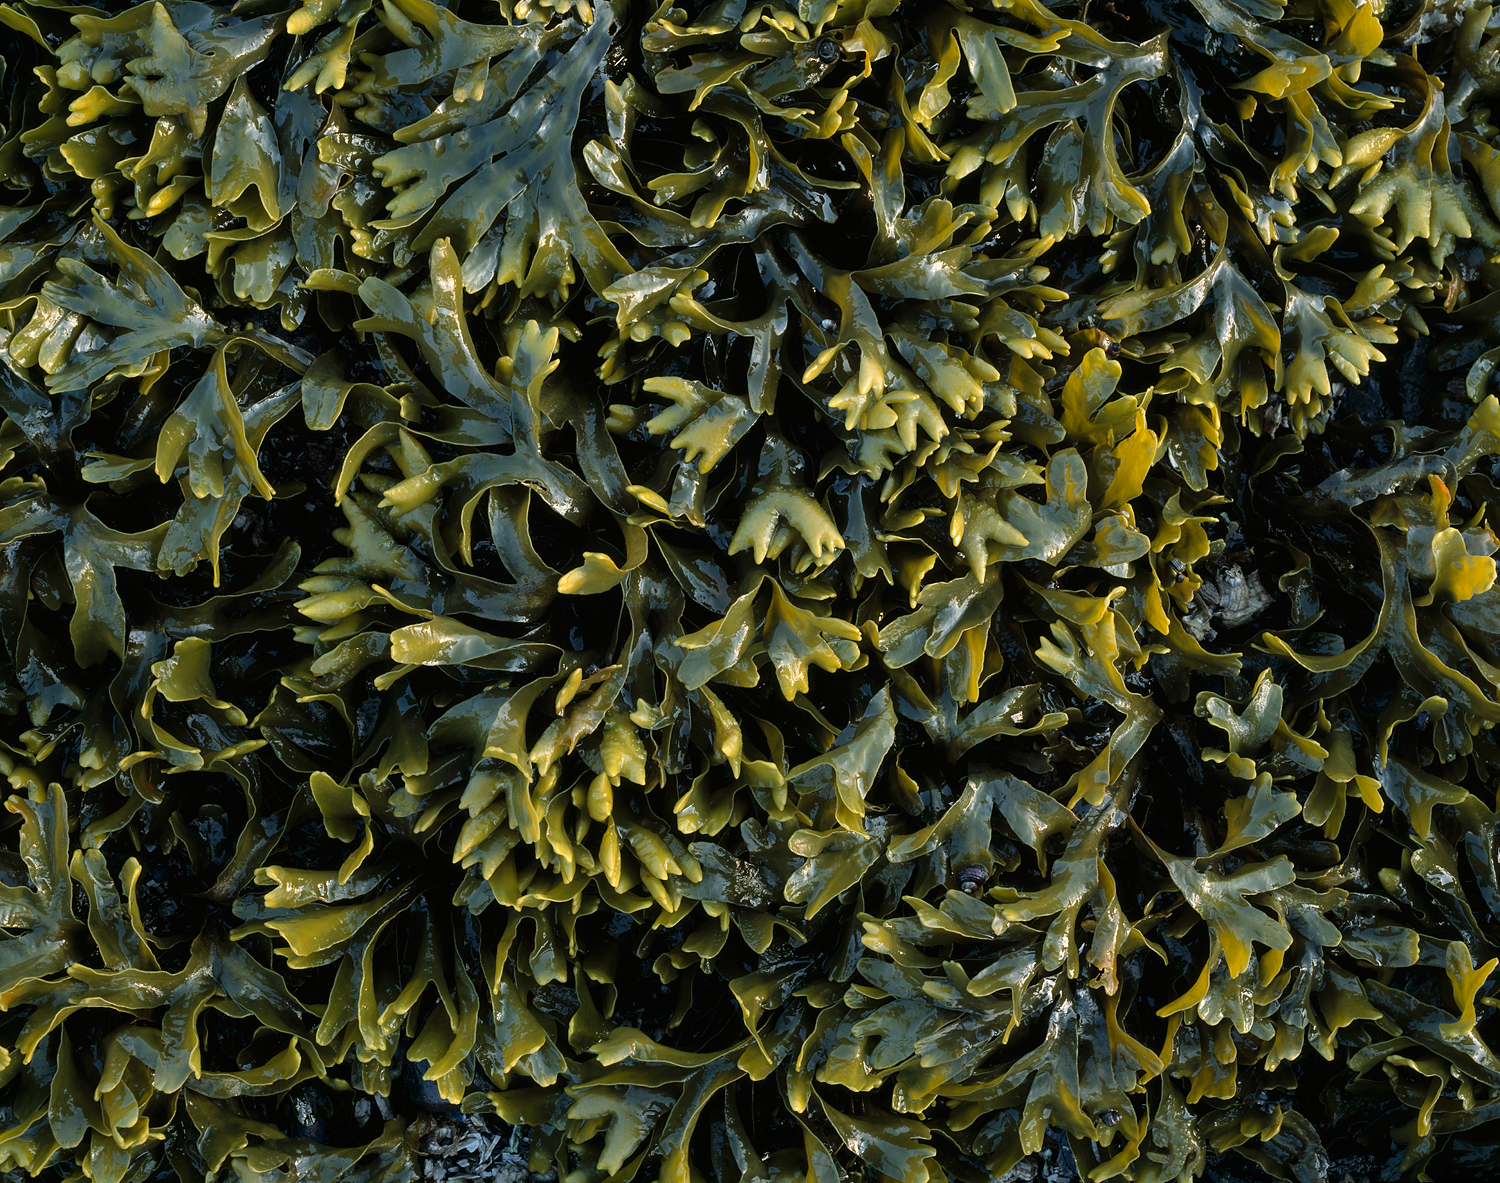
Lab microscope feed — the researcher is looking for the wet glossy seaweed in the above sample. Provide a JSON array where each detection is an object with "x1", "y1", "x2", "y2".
[{"x1": 2, "y1": 0, "x2": 1500, "y2": 1180}]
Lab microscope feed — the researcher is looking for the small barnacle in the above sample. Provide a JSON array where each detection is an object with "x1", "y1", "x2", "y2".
[
  {"x1": 1211, "y1": 565, "x2": 1275, "y2": 628},
  {"x1": 1186, "y1": 564, "x2": 1275, "y2": 639}
]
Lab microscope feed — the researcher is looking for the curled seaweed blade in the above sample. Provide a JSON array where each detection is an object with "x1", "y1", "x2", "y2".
[{"x1": 41, "y1": 215, "x2": 222, "y2": 390}]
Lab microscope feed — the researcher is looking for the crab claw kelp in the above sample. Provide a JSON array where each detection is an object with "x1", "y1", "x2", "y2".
[{"x1": 6, "y1": 0, "x2": 1500, "y2": 1180}]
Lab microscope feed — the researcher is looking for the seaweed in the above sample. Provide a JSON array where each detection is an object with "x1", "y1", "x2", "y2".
[{"x1": 4, "y1": 0, "x2": 1500, "y2": 1180}]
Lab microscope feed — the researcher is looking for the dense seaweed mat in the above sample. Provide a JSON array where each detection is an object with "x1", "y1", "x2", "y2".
[{"x1": 8, "y1": 0, "x2": 1500, "y2": 1180}]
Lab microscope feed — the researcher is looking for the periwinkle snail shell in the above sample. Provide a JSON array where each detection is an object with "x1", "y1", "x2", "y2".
[{"x1": 957, "y1": 865, "x2": 989, "y2": 895}]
